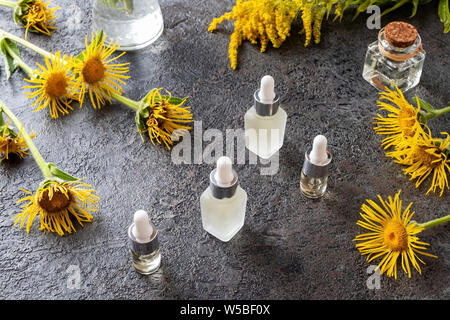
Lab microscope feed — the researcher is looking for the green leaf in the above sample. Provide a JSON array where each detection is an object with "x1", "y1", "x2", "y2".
[
  {"x1": 438, "y1": 0, "x2": 450, "y2": 33},
  {"x1": 101, "y1": 0, "x2": 134, "y2": 14},
  {"x1": 0, "y1": 125, "x2": 18, "y2": 139},
  {"x1": 165, "y1": 96, "x2": 186, "y2": 105},
  {"x1": 95, "y1": 30, "x2": 104, "y2": 46},
  {"x1": 380, "y1": 0, "x2": 410, "y2": 17},
  {"x1": 415, "y1": 97, "x2": 436, "y2": 113},
  {"x1": 13, "y1": 0, "x2": 31, "y2": 25},
  {"x1": 410, "y1": 0, "x2": 419, "y2": 17},
  {"x1": 140, "y1": 107, "x2": 150, "y2": 119},
  {"x1": 124, "y1": 0, "x2": 134, "y2": 14},
  {"x1": 0, "y1": 37, "x2": 21, "y2": 79},
  {"x1": 353, "y1": 0, "x2": 375, "y2": 21},
  {"x1": 101, "y1": 0, "x2": 120, "y2": 9},
  {"x1": 48, "y1": 163, "x2": 79, "y2": 182},
  {"x1": 134, "y1": 112, "x2": 147, "y2": 132}
]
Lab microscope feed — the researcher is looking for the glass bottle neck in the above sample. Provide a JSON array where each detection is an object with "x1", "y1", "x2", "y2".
[{"x1": 377, "y1": 27, "x2": 422, "y2": 61}]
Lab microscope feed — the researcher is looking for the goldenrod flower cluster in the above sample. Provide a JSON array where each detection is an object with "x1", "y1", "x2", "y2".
[
  {"x1": 209, "y1": 0, "x2": 302, "y2": 69},
  {"x1": 373, "y1": 85, "x2": 450, "y2": 196},
  {"x1": 209, "y1": 0, "x2": 448, "y2": 69},
  {"x1": 208, "y1": 0, "x2": 340, "y2": 69}
]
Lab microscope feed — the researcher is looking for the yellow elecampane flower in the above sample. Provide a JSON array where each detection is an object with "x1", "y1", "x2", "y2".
[
  {"x1": 0, "y1": 120, "x2": 34, "y2": 160},
  {"x1": 24, "y1": 51, "x2": 77, "y2": 119},
  {"x1": 354, "y1": 190, "x2": 437, "y2": 279},
  {"x1": 70, "y1": 33, "x2": 130, "y2": 110},
  {"x1": 142, "y1": 88, "x2": 193, "y2": 150},
  {"x1": 16, "y1": 0, "x2": 59, "y2": 40},
  {"x1": 373, "y1": 85, "x2": 423, "y2": 151},
  {"x1": 13, "y1": 180, "x2": 100, "y2": 236},
  {"x1": 388, "y1": 129, "x2": 450, "y2": 197}
]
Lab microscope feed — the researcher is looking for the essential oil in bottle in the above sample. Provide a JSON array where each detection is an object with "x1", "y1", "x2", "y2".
[
  {"x1": 200, "y1": 156, "x2": 247, "y2": 242},
  {"x1": 300, "y1": 135, "x2": 332, "y2": 199},
  {"x1": 362, "y1": 21, "x2": 425, "y2": 92},
  {"x1": 128, "y1": 210, "x2": 161, "y2": 275},
  {"x1": 244, "y1": 75, "x2": 287, "y2": 159}
]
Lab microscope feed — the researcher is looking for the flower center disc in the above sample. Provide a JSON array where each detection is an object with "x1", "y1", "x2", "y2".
[
  {"x1": 45, "y1": 72, "x2": 68, "y2": 98},
  {"x1": 383, "y1": 220, "x2": 408, "y2": 251},
  {"x1": 38, "y1": 188, "x2": 72, "y2": 213},
  {"x1": 82, "y1": 57, "x2": 105, "y2": 84}
]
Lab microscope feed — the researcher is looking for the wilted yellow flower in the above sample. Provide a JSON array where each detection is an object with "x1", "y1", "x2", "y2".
[
  {"x1": 70, "y1": 32, "x2": 130, "y2": 109},
  {"x1": 141, "y1": 88, "x2": 193, "y2": 150},
  {"x1": 109, "y1": 87, "x2": 194, "y2": 150},
  {"x1": 0, "y1": 101, "x2": 100, "y2": 237},
  {"x1": 13, "y1": 0, "x2": 59, "y2": 39},
  {"x1": 0, "y1": 119, "x2": 34, "y2": 160},
  {"x1": 14, "y1": 180, "x2": 100, "y2": 236},
  {"x1": 354, "y1": 190, "x2": 437, "y2": 279},
  {"x1": 24, "y1": 51, "x2": 77, "y2": 119}
]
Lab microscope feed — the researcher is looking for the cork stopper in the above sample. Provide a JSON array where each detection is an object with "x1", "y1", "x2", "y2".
[{"x1": 384, "y1": 21, "x2": 418, "y2": 48}]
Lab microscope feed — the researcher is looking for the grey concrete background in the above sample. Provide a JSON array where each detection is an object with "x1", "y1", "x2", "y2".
[{"x1": 0, "y1": 0, "x2": 449, "y2": 300}]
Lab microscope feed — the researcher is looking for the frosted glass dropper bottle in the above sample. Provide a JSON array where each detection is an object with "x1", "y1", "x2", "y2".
[
  {"x1": 300, "y1": 135, "x2": 332, "y2": 198},
  {"x1": 128, "y1": 210, "x2": 161, "y2": 275},
  {"x1": 245, "y1": 75, "x2": 287, "y2": 159},
  {"x1": 200, "y1": 156, "x2": 247, "y2": 242}
]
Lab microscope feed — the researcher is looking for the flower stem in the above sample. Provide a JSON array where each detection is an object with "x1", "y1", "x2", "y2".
[
  {"x1": 0, "y1": 0, "x2": 16, "y2": 9},
  {"x1": 110, "y1": 91, "x2": 140, "y2": 111},
  {"x1": 1, "y1": 30, "x2": 141, "y2": 113},
  {"x1": 0, "y1": 100, "x2": 53, "y2": 179},
  {"x1": 3, "y1": 40, "x2": 34, "y2": 76},
  {"x1": 2, "y1": 28, "x2": 142, "y2": 116},
  {"x1": 0, "y1": 29, "x2": 52, "y2": 59},
  {"x1": 432, "y1": 106, "x2": 450, "y2": 118},
  {"x1": 421, "y1": 106, "x2": 450, "y2": 122},
  {"x1": 419, "y1": 215, "x2": 450, "y2": 230}
]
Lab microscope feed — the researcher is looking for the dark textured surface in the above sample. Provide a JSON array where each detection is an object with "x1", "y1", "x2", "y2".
[{"x1": 0, "y1": 0, "x2": 449, "y2": 300}]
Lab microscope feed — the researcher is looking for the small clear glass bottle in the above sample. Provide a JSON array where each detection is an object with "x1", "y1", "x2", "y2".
[
  {"x1": 300, "y1": 135, "x2": 332, "y2": 199},
  {"x1": 92, "y1": 0, "x2": 164, "y2": 51},
  {"x1": 128, "y1": 210, "x2": 161, "y2": 275},
  {"x1": 245, "y1": 75, "x2": 287, "y2": 159},
  {"x1": 362, "y1": 21, "x2": 425, "y2": 92},
  {"x1": 200, "y1": 157, "x2": 247, "y2": 242}
]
